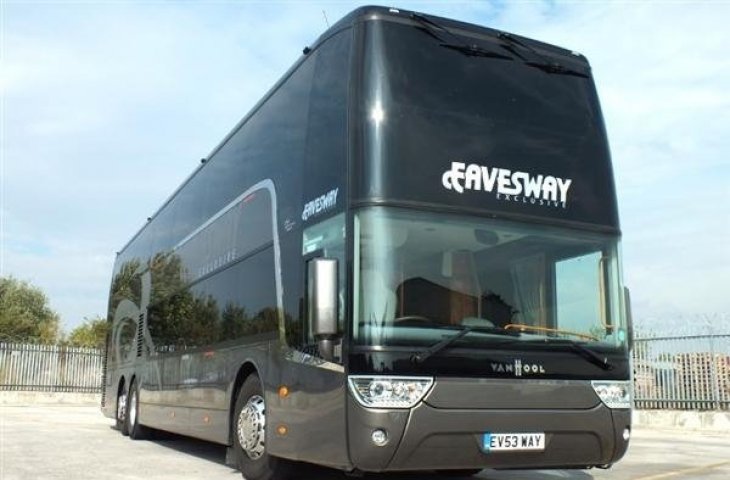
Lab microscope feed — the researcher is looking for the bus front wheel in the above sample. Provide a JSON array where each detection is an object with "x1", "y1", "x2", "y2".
[{"x1": 233, "y1": 374, "x2": 290, "y2": 480}]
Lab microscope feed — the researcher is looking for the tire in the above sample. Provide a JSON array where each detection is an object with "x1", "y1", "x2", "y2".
[
  {"x1": 116, "y1": 383, "x2": 129, "y2": 436},
  {"x1": 126, "y1": 378, "x2": 151, "y2": 440},
  {"x1": 232, "y1": 374, "x2": 290, "y2": 480},
  {"x1": 436, "y1": 469, "x2": 483, "y2": 477}
]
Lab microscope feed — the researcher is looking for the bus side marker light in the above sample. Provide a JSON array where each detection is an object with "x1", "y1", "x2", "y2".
[
  {"x1": 622, "y1": 428, "x2": 630, "y2": 441},
  {"x1": 278, "y1": 386, "x2": 290, "y2": 398},
  {"x1": 277, "y1": 425, "x2": 288, "y2": 436}
]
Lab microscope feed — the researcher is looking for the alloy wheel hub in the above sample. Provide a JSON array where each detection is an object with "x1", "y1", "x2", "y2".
[
  {"x1": 117, "y1": 393, "x2": 127, "y2": 421},
  {"x1": 237, "y1": 395, "x2": 266, "y2": 459}
]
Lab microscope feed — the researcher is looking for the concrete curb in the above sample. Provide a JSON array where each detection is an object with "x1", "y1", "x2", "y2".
[
  {"x1": 633, "y1": 409, "x2": 730, "y2": 433},
  {"x1": 0, "y1": 391, "x2": 101, "y2": 406}
]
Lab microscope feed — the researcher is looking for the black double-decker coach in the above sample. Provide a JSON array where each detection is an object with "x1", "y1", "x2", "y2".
[{"x1": 102, "y1": 6, "x2": 633, "y2": 478}]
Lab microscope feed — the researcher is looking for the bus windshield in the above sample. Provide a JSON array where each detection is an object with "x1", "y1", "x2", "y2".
[{"x1": 353, "y1": 207, "x2": 627, "y2": 351}]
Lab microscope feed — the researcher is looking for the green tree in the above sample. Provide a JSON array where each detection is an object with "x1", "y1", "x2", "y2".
[
  {"x1": 0, "y1": 276, "x2": 61, "y2": 343},
  {"x1": 66, "y1": 316, "x2": 108, "y2": 349},
  {"x1": 221, "y1": 303, "x2": 248, "y2": 340}
]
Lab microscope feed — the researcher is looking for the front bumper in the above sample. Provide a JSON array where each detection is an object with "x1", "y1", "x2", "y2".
[{"x1": 347, "y1": 380, "x2": 631, "y2": 472}]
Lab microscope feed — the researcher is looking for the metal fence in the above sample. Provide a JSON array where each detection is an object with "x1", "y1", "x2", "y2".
[
  {"x1": 1, "y1": 335, "x2": 730, "y2": 410},
  {"x1": 0, "y1": 342, "x2": 103, "y2": 393},
  {"x1": 633, "y1": 334, "x2": 730, "y2": 411}
]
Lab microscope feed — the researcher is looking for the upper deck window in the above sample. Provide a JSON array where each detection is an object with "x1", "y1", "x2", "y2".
[{"x1": 355, "y1": 20, "x2": 618, "y2": 228}]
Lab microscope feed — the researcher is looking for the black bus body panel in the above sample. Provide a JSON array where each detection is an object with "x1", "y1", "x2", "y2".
[
  {"x1": 347, "y1": 379, "x2": 630, "y2": 472},
  {"x1": 352, "y1": 10, "x2": 619, "y2": 232}
]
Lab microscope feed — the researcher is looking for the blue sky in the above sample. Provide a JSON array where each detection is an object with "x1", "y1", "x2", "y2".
[{"x1": 2, "y1": 1, "x2": 729, "y2": 332}]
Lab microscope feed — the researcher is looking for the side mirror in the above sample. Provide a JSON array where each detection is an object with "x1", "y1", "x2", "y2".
[
  {"x1": 624, "y1": 286, "x2": 634, "y2": 351},
  {"x1": 307, "y1": 258, "x2": 339, "y2": 361}
]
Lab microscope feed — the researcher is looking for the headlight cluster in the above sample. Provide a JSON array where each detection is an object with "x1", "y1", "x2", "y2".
[
  {"x1": 592, "y1": 380, "x2": 632, "y2": 409},
  {"x1": 348, "y1": 376, "x2": 433, "y2": 408}
]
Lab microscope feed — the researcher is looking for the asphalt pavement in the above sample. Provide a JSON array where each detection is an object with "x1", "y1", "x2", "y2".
[{"x1": 1, "y1": 406, "x2": 728, "y2": 480}]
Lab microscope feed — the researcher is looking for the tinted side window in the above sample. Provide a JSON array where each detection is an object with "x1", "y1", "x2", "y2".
[
  {"x1": 175, "y1": 188, "x2": 273, "y2": 284},
  {"x1": 134, "y1": 39, "x2": 317, "y2": 278},
  {"x1": 144, "y1": 51, "x2": 319, "y2": 350},
  {"x1": 170, "y1": 173, "x2": 206, "y2": 248},
  {"x1": 147, "y1": 249, "x2": 277, "y2": 351},
  {"x1": 303, "y1": 29, "x2": 351, "y2": 210},
  {"x1": 206, "y1": 52, "x2": 316, "y2": 218},
  {"x1": 199, "y1": 249, "x2": 278, "y2": 345},
  {"x1": 148, "y1": 205, "x2": 176, "y2": 255}
]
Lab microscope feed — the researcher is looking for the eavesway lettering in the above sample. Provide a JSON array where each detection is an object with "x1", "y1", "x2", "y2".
[
  {"x1": 302, "y1": 188, "x2": 339, "y2": 221},
  {"x1": 442, "y1": 161, "x2": 573, "y2": 208}
]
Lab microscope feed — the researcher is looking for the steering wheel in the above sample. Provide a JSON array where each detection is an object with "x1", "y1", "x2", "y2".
[{"x1": 393, "y1": 315, "x2": 438, "y2": 327}]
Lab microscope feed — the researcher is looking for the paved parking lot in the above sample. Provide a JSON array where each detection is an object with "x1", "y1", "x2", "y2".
[{"x1": 1, "y1": 406, "x2": 729, "y2": 480}]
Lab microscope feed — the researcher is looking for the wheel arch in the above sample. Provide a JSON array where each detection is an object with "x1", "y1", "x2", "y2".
[{"x1": 227, "y1": 361, "x2": 261, "y2": 444}]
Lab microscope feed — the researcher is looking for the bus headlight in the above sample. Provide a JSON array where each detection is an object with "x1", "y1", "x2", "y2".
[
  {"x1": 592, "y1": 380, "x2": 632, "y2": 409},
  {"x1": 348, "y1": 376, "x2": 433, "y2": 408}
]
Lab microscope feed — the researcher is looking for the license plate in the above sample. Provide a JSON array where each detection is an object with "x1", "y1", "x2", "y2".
[{"x1": 482, "y1": 432, "x2": 545, "y2": 452}]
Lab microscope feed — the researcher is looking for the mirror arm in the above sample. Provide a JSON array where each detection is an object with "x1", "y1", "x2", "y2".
[{"x1": 317, "y1": 338, "x2": 336, "y2": 362}]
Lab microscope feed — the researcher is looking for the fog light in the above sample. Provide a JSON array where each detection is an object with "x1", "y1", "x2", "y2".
[
  {"x1": 622, "y1": 428, "x2": 630, "y2": 441},
  {"x1": 371, "y1": 429, "x2": 388, "y2": 446}
]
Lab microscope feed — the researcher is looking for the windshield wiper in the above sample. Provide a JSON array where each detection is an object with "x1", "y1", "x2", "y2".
[
  {"x1": 439, "y1": 42, "x2": 513, "y2": 60},
  {"x1": 523, "y1": 61, "x2": 589, "y2": 78},
  {"x1": 525, "y1": 338, "x2": 614, "y2": 371},
  {"x1": 410, "y1": 13, "x2": 514, "y2": 61},
  {"x1": 411, "y1": 326, "x2": 473, "y2": 364},
  {"x1": 411, "y1": 325, "x2": 519, "y2": 364},
  {"x1": 497, "y1": 32, "x2": 589, "y2": 78},
  {"x1": 410, "y1": 12, "x2": 449, "y2": 38}
]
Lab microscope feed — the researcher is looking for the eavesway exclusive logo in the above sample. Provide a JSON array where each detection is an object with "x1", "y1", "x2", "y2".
[
  {"x1": 442, "y1": 161, "x2": 573, "y2": 209},
  {"x1": 302, "y1": 188, "x2": 339, "y2": 221}
]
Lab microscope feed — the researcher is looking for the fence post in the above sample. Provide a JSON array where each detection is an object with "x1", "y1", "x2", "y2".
[{"x1": 709, "y1": 334, "x2": 720, "y2": 410}]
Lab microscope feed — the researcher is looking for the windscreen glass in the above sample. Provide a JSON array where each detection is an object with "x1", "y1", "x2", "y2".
[{"x1": 353, "y1": 207, "x2": 627, "y2": 351}]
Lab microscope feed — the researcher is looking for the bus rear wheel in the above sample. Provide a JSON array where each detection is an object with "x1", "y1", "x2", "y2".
[
  {"x1": 126, "y1": 378, "x2": 151, "y2": 440},
  {"x1": 116, "y1": 384, "x2": 129, "y2": 436},
  {"x1": 233, "y1": 374, "x2": 290, "y2": 480}
]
